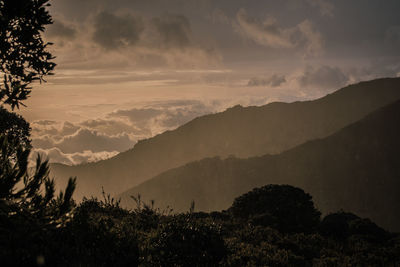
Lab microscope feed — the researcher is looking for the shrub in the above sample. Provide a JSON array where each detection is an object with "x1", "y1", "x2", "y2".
[
  {"x1": 320, "y1": 211, "x2": 389, "y2": 242},
  {"x1": 229, "y1": 184, "x2": 321, "y2": 233},
  {"x1": 57, "y1": 198, "x2": 139, "y2": 266},
  {"x1": 143, "y1": 214, "x2": 226, "y2": 266}
]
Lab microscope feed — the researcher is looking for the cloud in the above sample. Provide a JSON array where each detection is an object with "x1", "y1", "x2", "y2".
[
  {"x1": 46, "y1": 20, "x2": 77, "y2": 39},
  {"x1": 32, "y1": 120, "x2": 57, "y2": 126},
  {"x1": 91, "y1": 11, "x2": 203, "y2": 52},
  {"x1": 385, "y1": 26, "x2": 400, "y2": 48},
  {"x1": 151, "y1": 14, "x2": 192, "y2": 49},
  {"x1": 59, "y1": 121, "x2": 80, "y2": 136},
  {"x1": 68, "y1": 150, "x2": 119, "y2": 165},
  {"x1": 93, "y1": 11, "x2": 144, "y2": 49},
  {"x1": 109, "y1": 108, "x2": 162, "y2": 132},
  {"x1": 298, "y1": 65, "x2": 349, "y2": 90},
  {"x1": 236, "y1": 9, "x2": 294, "y2": 49},
  {"x1": 31, "y1": 121, "x2": 80, "y2": 139},
  {"x1": 49, "y1": 10, "x2": 221, "y2": 70},
  {"x1": 158, "y1": 104, "x2": 211, "y2": 128},
  {"x1": 235, "y1": 9, "x2": 323, "y2": 56},
  {"x1": 208, "y1": 8, "x2": 230, "y2": 25},
  {"x1": 306, "y1": 0, "x2": 334, "y2": 17},
  {"x1": 150, "y1": 99, "x2": 209, "y2": 109},
  {"x1": 247, "y1": 74, "x2": 286, "y2": 87},
  {"x1": 349, "y1": 57, "x2": 400, "y2": 81},
  {"x1": 80, "y1": 119, "x2": 144, "y2": 136},
  {"x1": 55, "y1": 129, "x2": 135, "y2": 153},
  {"x1": 32, "y1": 136, "x2": 55, "y2": 150},
  {"x1": 296, "y1": 20, "x2": 324, "y2": 57},
  {"x1": 33, "y1": 128, "x2": 135, "y2": 154},
  {"x1": 109, "y1": 99, "x2": 216, "y2": 135},
  {"x1": 31, "y1": 119, "x2": 141, "y2": 164},
  {"x1": 30, "y1": 99, "x2": 220, "y2": 164},
  {"x1": 32, "y1": 147, "x2": 119, "y2": 166}
]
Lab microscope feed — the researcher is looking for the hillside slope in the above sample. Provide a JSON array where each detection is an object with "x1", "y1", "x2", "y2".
[
  {"x1": 120, "y1": 99, "x2": 400, "y2": 231},
  {"x1": 52, "y1": 78, "x2": 400, "y2": 199}
]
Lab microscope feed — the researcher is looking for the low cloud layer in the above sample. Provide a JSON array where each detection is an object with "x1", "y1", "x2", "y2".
[
  {"x1": 33, "y1": 129, "x2": 135, "y2": 154},
  {"x1": 32, "y1": 148, "x2": 119, "y2": 166},
  {"x1": 31, "y1": 99, "x2": 221, "y2": 165}
]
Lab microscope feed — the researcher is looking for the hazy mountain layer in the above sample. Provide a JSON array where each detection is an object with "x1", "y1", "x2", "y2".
[
  {"x1": 120, "y1": 99, "x2": 400, "y2": 231},
  {"x1": 52, "y1": 78, "x2": 400, "y2": 200}
]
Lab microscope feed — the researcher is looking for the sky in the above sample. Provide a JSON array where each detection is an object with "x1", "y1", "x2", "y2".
[{"x1": 18, "y1": 0, "x2": 400, "y2": 165}]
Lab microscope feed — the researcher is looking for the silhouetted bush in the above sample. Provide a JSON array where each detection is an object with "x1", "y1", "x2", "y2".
[
  {"x1": 229, "y1": 184, "x2": 321, "y2": 233},
  {"x1": 143, "y1": 214, "x2": 226, "y2": 266},
  {"x1": 320, "y1": 211, "x2": 389, "y2": 242},
  {"x1": 60, "y1": 198, "x2": 139, "y2": 266},
  {"x1": 0, "y1": 136, "x2": 76, "y2": 266},
  {"x1": 2, "y1": 177, "x2": 399, "y2": 266},
  {"x1": 0, "y1": 107, "x2": 31, "y2": 151}
]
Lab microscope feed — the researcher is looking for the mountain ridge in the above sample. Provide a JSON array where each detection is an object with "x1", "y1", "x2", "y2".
[
  {"x1": 120, "y1": 98, "x2": 400, "y2": 231},
  {"x1": 51, "y1": 77, "x2": 400, "y2": 200}
]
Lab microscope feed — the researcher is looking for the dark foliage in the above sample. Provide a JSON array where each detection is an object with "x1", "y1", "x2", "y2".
[
  {"x1": 56, "y1": 198, "x2": 139, "y2": 266},
  {"x1": 0, "y1": 0, "x2": 56, "y2": 109},
  {"x1": 320, "y1": 211, "x2": 390, "y2": 242},
  {"x1": 0, "y1": 106, "x2": 31, "y2": 154},
  {"x1": 229, "y1": 184, "x2": 321, "y2": 233},
  {"x1": 0, "y1": 136, "x2": 76, "y2": 266},
  {"x1": 143, "y1": 214, "x2": 226, "y2": 266},
  {"x1": 1, "y1": 183, "x2": 400, "y2": 266}
]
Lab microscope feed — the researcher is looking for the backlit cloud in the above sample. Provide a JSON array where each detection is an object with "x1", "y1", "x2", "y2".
[
  {"x1": 22, "y1": 0, "x2": 400, "y2": 166},
  {"x1": 236, "y1": 9, "x2": 294, "y2": 49},
  {"x1": 33, "y1": 128, "x2": 135, "y2": 154},
  {"x1": 30, "y1": 99, "x2": 223, "y2": 165},
  {"x1": 235, "y1": 9, "x2": 323, "y2": 56},
  {"x1": 32, "y1": 147, "x2": 119, "y2": 166}
]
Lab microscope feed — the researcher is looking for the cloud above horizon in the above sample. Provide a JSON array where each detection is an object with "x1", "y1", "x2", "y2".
[
  {"x1": 30, "y1": 99, "x2": 224, "y2": 165},
  {"x1": 21, "y1": 0, "x2": 400, "y2": 165}
]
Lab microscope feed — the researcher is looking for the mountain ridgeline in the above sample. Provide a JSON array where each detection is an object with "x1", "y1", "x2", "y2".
[
  {"x1": 51, "y1": 78, "x2": 400, "y2": 200},
  {"x1": 120, "y1": 98, "x2": 400, "y2": 231}
]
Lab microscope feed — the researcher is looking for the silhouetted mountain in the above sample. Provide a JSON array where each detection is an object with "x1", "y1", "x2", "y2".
[
  {"x1": 51, "y1": 78, "x2": 400, "y2": 200},
  {"x1": 120, "y1": 99, "x2": 400, "y2": 231}
]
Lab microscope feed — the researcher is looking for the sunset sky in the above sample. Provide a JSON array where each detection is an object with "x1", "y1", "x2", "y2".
[{"x1": 19, "y1": 0, "x2": 400, "y2": 165}]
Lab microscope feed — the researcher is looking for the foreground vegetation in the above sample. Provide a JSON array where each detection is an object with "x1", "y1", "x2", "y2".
[
  {"x1": 1, "y1": 167, "x2": 399, "y2": 266},
  {"x1": 0, "y1": 135, "x2": 398, "y2": 266}
]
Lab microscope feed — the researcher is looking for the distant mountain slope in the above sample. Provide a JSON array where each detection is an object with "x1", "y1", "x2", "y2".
[
  {"x1": 52, "y1": 78, "x2": 400, "y2": 200},
  {"x1": 120, "y1": 99, "x2": 400, "y2": 231}
]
